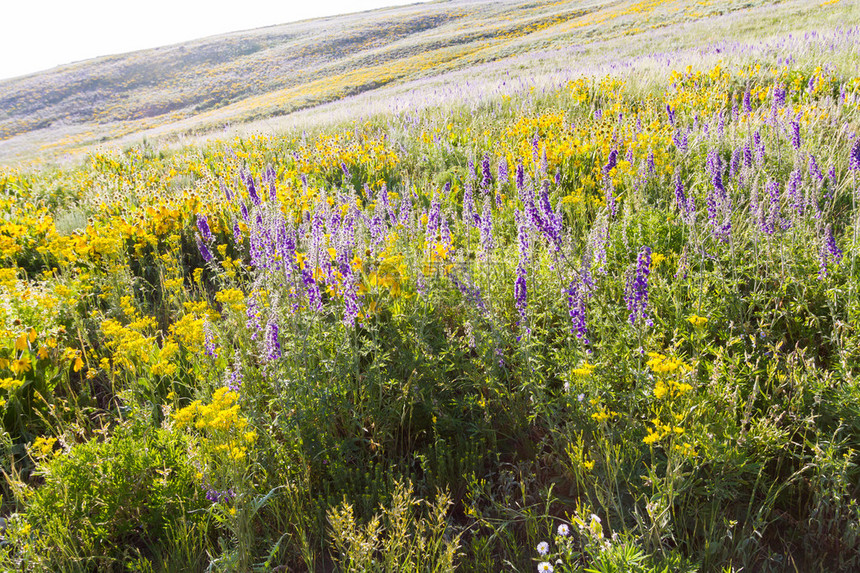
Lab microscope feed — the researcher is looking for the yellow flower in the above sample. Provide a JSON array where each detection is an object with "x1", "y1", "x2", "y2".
[
  {"x1": 29, "y1": 436, "x2": 57, "y2": 459},
  {"x1": 688, "y1": 314, "x2": 708, "y2": 327},
  {"x1": 0, "y1": 377, "x2": 23, "y2": 392},
  {"x1": 571, "y1": 361, "x2": 596, "y2": 377},
  {"x1": 11, "y1": 358, "x2": 32, "y2": 376}
]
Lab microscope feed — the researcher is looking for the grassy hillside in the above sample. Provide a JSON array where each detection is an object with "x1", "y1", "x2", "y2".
[
  {"x1": 0, "y1": 0, "x2": 833, "y2": 165},
  {"x1": 1, "y1": 0, "x2": 860, "y2": 571}
]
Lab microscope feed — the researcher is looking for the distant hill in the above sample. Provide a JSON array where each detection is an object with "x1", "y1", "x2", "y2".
[{"x1": 0, "y1": 0, "x2": 819, "y2": 164}]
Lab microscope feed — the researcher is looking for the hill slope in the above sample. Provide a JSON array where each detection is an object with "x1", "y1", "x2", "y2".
[{"x1": 0, "y1": 0, "x2": 824, "y2": 165}]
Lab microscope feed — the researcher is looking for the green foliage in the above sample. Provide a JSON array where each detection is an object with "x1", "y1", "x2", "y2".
[{"x1": 7, "y1": 421, "x2": 210, "y2": 571}]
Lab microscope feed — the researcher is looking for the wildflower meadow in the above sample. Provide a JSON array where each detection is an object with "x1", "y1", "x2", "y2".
[{"x1": 0, "y1": 0, "x2": 859, "y2": 571}]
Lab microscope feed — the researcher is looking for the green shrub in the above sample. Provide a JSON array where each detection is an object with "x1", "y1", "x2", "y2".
[{"x1": 12, "y1": 421, "x2": 210, "y2": 571}]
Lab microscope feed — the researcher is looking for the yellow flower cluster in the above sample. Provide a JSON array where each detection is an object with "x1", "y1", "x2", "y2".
[
  {"x1": 173, "y1": 387, "x2": 257, "y2": 461},
  {"x1": 643, "y1": 417, "x2": 686, "y2": 445},
  {"x1": 590, "y1": 401, "x2": 619, "y2": 423},
  {"x1": 571, "y1": 361, "x2": 596, "y2": 378},
  {"x1": 29, "y1": 436, "x2": 58, "y2": 460},
  {"x1": 647, "y1": 353, "x2": 693, "y2": 400},
  {"x1": 215, "y1": 288, "x2": 245, "y2": 314}
]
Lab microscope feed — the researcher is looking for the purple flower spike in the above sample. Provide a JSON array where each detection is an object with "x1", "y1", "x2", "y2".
[
  {"x1": 625, "y1": 246, "x2": 652, "y2": 327},
  {"x1": 516, "y1": 161, "x2": 525, "y2": 192},
  {"x1": 498, "y1": 158, "x2": 509, "y2": 184},
  {"x1": 265, "y1": 320, "x2": 281, "y2": 361},
  {"x1": 567, "y1": 275, "x2": 589, "y2": 345},
  {"x1": 850, "y1": 139, "x2": 860, "y2": 172},
  {"x1": 196, "y1": 214, "x2": 213, "y2": 243},
  {"x1": 603, "y1": 149, "x2": 618, "y2": 176},
  {"x1": 481, "y1": 154, "x2": 493, "y2": 189},
  {"x1": 244, "y1": 170, "x2": 261, "y2": 206},
  {"x1": 790, "y1": 121, "x2": 801, "y2": 150},
  {"x1": 197, "y1": 235, "x2": 213, "y2": 262},
  {"x1": 819, "y1": 225, "x2": 843, "y2": 279}
]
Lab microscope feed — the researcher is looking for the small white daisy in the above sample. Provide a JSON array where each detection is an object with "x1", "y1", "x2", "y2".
[
  {"x1": 557, "y1": 523, "x2": 569, "y2": 537},
  {"x1": 536, "y1": 541, "x2": 549, "y2": 556},
  {"x1": 537, "y1": 562, "x2": 554, "y2": 573}
]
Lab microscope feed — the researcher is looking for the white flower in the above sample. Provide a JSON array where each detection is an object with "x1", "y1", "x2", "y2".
[
  {"x1": 557, "y1": 523, "x2": 569, "y2": 537},
  {"x1": 537, "y1": 562, "x2": 554, "y2": 573},
  {"x1": 536, "y1": 541, "x2": 549, "y2": 556},
  {"x1": 577, "y1": 393, "x2": 585, "y2": 402}
]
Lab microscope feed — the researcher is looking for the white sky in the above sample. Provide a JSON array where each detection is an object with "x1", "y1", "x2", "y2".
[{"x1": 1, "y1": 0, "x2": 430, "y2": 81}]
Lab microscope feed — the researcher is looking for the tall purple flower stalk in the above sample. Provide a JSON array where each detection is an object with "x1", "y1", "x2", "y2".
[
  {"x1": 567, "y1": 273, "x2": 590, "y2": 346},
  {"x1": 265, "y1": 164, "x2": 278, "y2": 201},
  {"x1": 705, "y1": 150, "x2": 731, "y2": 242},
  {"x1": 197, "y1": 235, "x2": 214, "y2": 262},
  {"x1": 498, "y1": 158, "x2": 509, "y2": 184},
  {"x1": 515, "y1": 161, "x2": 525, "y2": 193},
  {"x1": 481, "y1": 154, "x2": 493, "y2": 189},
  {"x1": 809, "y1": 154, "x2": 825, "y2": 184},
  {"x1": 244, "y1": 170, "x2": 261, "y2": 206},
  {"x1": 479, "y1": 196, "x2": 494, "y2": 262},
  {"x1": 203, "y1": 320, "x2": 218, "y2": 358},
  {"x1": 674, "y1": 171, "x2": 696, "y2": 225},
  {"x1": 264, "y1": 319, "x2": 281, "y2": 362},
  {"x1": 790, "y1": 121, "x2": 801, "y2": 150},
  {"x1": 514, "y1": 210, "x2": 529, "y2": 330},
  {"x1": 226, "y1": 357, "x2": 243, "y2": 392},
  {"x1": 850, "y1": 139, "x2": 860, "y2": 172},
  {"x1": 587, "y1": 215, "x2": 609, "y2": 276},
  {"x1": 762, "y1": 180, "x2": 781, "y2": 235},
  {"x1": 603, "y1": 149, "x2": 618, "y2": 176},
  {"x1": 786, "y1": 169, "x2": 804, "y2": 220},
  {"x1": 819, "y1": 225, "x2": 843, "y2": 279},
  {"x1": 625, "y1": 246, "x2": 652, "y2": 327}
]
